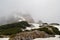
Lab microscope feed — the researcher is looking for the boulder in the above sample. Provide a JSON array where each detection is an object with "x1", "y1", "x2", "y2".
[{"x1": 9, "y1": 30, "x2": 50, "y2": 40}]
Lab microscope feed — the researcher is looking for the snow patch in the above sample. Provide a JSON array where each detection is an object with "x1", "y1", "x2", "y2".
[
  {"x1": 0, "y1": 38, "x2": 9, "y2": 40},
  {"x1": 26, "y1": 23, "x2": 40, "y2": 30}
]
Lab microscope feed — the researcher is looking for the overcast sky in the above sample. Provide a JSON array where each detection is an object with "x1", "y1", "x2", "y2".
[{"x1": 0, "y1": 0, "x2": 60, "y2": 23}]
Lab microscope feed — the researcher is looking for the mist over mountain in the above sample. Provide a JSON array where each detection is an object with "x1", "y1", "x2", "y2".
[
  {"x1": 0, "y1": 13, "x2": 35, "y2": 25},
  {"x1": 0, "y1": 0, "x2": 60, "y2": 24}
]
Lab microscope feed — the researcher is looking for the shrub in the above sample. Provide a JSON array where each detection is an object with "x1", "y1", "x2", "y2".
[
  {"x1": 0, "y1": 21, "x2": 30, "y2": 35},
  {"x1": 38, "y1": 27, "x2": 54, "y2": 35},
  {"x1": 49, "y1": 26, "x2": 60, "y2": 35}
]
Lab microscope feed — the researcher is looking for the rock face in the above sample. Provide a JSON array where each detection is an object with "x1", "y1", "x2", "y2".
[{"x1": 9, "y1": 30, "x2": 50, "y2": 40}]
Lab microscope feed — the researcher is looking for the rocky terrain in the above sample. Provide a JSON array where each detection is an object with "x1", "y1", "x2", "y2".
[
  {"x1": 0, "y1": 17, "x2": 60, "y2": 40},
  {"x1": 9, "y1": 30, "x2": 54, "y2": 40}
]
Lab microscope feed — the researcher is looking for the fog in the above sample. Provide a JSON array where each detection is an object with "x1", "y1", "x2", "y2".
[{"x1": 0, "y1": 0, "x2": 60, "y2": 24}]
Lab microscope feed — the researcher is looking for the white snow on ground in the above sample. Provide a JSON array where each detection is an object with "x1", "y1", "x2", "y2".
[
  {"x1": 0, "y1": 38, "x2": 60, "y2": 40},
  {"x1": 55, "y1": 35, "x2": 60, "y2": 38},
  {"x1": 0, "y1": 38, "x2": 9, "y2": 40},
  {"x1": 25, "y1": 23, "x2": 60, "y2": 31},
  {"x1": 34, "y1": 35, "x2": 60, "y2": 40},
  {"x1": 26, "y1": 23, "x2": 40, "y2": 30},
  {"x1": 33, "y1": 38, "x2": 60, "y2": 40}
]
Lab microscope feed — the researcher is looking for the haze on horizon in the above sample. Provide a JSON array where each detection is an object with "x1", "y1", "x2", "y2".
[{"x1": 0, "y1": 0, "x2": 60, "y2": 24}]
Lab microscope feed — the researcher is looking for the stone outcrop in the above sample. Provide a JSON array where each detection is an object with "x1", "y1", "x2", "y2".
[{"x1": 9, "y1": 30, "x2": 50, "y2": 40}]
